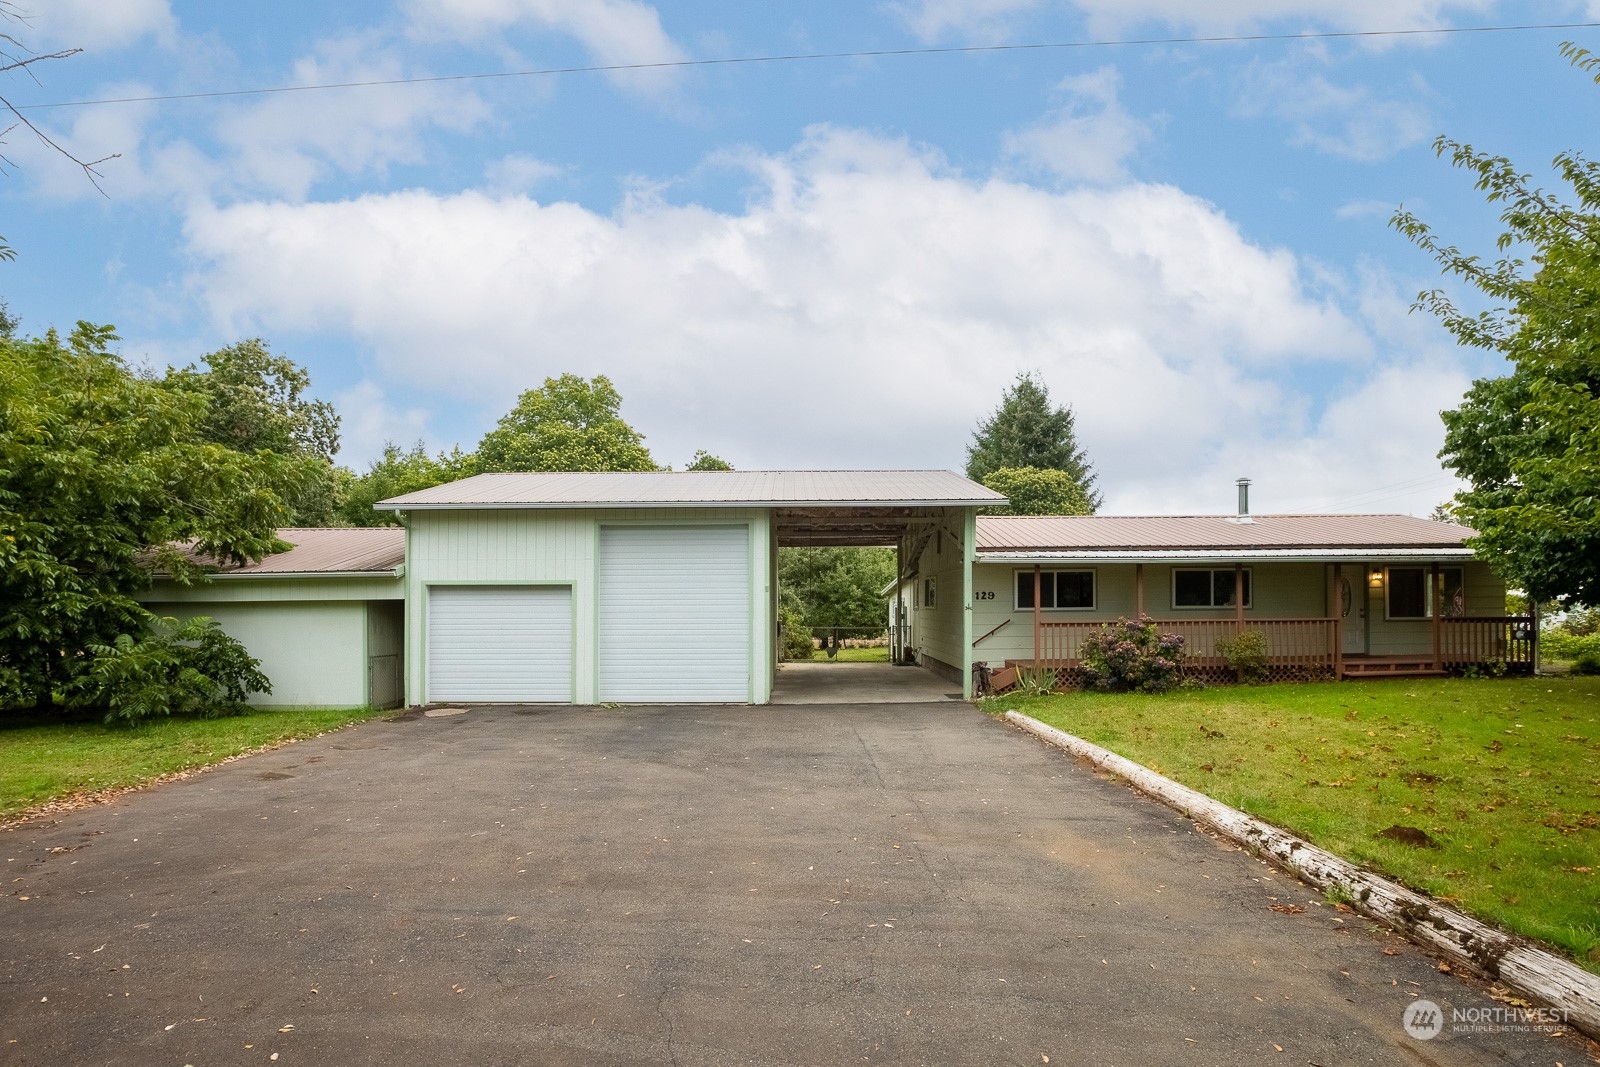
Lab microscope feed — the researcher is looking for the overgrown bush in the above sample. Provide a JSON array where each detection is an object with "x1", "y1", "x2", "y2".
[
  {"x1": 779, "y1": 607, "x2": 814, "y2": 661},
  {"x1": 1542, "y1": 630, "x2": 1600, "y2": 663},
  {"x1": 63, "y1": 617, "x2": 270, "y2": 723},
  {"x1": 1079, "y1": 616, "x2": 1185, "y2": 693},
  {"x1": 1572, "y1": 650, "x2": 1600, "y2": 676},
  {"x1": 1216, "y1": 628, "x2": 1270, "y2": 684}
]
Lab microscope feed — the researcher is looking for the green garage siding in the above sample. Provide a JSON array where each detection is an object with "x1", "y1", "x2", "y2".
[{"x1": 143, "y1": 600, "x2": 369, "y2": 708}]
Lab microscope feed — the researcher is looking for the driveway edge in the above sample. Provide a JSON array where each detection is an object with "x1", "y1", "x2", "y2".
[{"x1": 1003, "y1": 709, "x2": 1600, "y2": 1040}]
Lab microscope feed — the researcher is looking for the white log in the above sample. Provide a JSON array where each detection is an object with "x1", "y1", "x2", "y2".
[{"x1": 1004, "y1": 710, "x2": 1600, "y2": 1039}]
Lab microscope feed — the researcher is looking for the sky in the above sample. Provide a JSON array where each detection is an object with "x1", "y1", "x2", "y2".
[{"x1": 4, "y1": 0, "x2": 1598, "y2": 516}]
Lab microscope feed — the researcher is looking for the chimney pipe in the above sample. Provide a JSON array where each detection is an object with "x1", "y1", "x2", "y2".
[{"x1": 1234, "y1": 478, "x2": 1253, "y2": 524}]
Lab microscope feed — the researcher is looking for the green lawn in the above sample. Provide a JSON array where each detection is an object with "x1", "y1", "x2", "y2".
[
  {"x1": 0, "y1": 706, "x2": 390, "y2": 821},
  {"x1": 790, "y1": 646, "x2": 891, "y2": 663},
  {"x1": 985, "y1": 676, "x2": 1600, "y2": 972}
]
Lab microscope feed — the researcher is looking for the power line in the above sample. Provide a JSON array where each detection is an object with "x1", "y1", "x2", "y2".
[{"x1": 19, "y1": 19, "x2": 1600, "y2": 112}]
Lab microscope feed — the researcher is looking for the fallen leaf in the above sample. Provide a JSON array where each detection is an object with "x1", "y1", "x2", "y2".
[
  {"x1": 1438, "y1": 962, "x2": 1452, "y2": 973},
  {"x1": 1273, "y1": 1044, "x2": 1283, "y2": 1052},
  {"x1": 1268, "y1": 904, "x2": 1305, "y2": 915},
  {"x1": 1383, "y1": 949, "x2": 1399, "y2": 956},
  {"x1": 278, "y1": 1025, "x2": 295, "y2": 1032}
]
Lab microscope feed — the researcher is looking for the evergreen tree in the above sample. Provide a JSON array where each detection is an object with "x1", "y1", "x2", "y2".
[{"x1": 965, "y1": 372, "x2": 1100, "y2": 510}]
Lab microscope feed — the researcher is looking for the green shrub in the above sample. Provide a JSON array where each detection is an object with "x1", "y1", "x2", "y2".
[
  {"x1": 1542, "y1": 630, "x2": 1600, "y2": 662},
  {"x1": 1079, "y1": 616, "x2": 1185, "y2": 693},
  {"x1": 63, "y1": 616, "x2": 270, "y2": 723},
  {"x1": 1215, "y1": 629, "x2": 1270, "y2": 684},
  {"x1": 1572, "y1": 650, "x2": 1600, "y2": 676},
  {"x1": 779, "y1": 607, "x2": 814, "y2": 661}
]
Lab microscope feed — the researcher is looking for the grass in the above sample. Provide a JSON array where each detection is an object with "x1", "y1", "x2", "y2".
[
  {"x1": 0, "y1": 706, "x2": 390, "y2": 821},
  {"x1": 790, "y1": 646, "x2": 891, "y2": 663},
  {"x1": 985, "y1": 676, "x2": 1600, "y2": 972}
]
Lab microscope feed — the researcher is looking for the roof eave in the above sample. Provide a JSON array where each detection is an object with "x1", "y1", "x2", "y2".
[
  {"x1": 977, "y1": 547, "x2": 1476, "y2": 563},
  {"x1": 173, "y1": 565, "x2": 405, "y2": 580},
  {"x1": 379, "y1": 498, "x2": 1001, "y2": 510}
]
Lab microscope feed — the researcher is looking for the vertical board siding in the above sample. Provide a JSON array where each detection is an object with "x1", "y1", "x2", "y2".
[{"x1": 144, "y1": 601, "x2": 366, "y2": 707}]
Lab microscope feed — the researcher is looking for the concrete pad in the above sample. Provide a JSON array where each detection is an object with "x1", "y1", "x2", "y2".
[
  {"x1": 771, "y1": 661, "x2": 960, "y2": 704},
  {"x1": 1, "y1": 703, "x2": 1584, "y2": 1065}
]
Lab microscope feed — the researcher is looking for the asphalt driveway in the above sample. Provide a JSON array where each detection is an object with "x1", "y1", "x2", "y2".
[{"x1": 1, "y1": 703, "x2": 1584, "y2": 1066}]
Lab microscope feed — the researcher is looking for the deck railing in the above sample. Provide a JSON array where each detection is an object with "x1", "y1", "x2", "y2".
[
  {"x1": 1035, "y1": 618, "x2": 1339, "y2": 681},
  {"x1": 1440, "y1": 616, "x2": 1535, "y2": 668}
]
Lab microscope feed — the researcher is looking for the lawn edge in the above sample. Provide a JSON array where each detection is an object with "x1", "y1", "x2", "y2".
[
  {"x1": 0, "y1": 711, "x2": 387, "y2": 831},
  {"x1": 1003, "y1": 709, "x2": 1600, "y2": 1041}
]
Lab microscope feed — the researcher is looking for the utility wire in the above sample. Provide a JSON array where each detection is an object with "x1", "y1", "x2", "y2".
[{"x1": 19, "y1": 19, "x2": 1600, "y2": 112}]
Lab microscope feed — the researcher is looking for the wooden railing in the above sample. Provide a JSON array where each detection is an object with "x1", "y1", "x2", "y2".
[
  {"x1": 1035, "y1": 618, "x2": 1339, "y2": 680},
  {"x1": 1440, "y1": 616, "x2": 1535, "y2": 668}
]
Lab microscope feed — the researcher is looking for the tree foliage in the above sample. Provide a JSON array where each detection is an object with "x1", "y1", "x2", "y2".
[
  {"x1": 474, "y1": 374, "x2": 656, "y2": 473},
  {"x1": 965, "y1": 372, "x2": 1100, "y2": 510},
  {"x1": 341, "y1": 442, "x2": 475, "y2": 526},
  {"x1": 163, "y1": 339, "x2": 344, "y2": 526},
  {"x1": 981, "y1": 466, "x2": 1095, "y2": 516},
  {"x1": 778, "y1": 547, "x2": 896, "y2": 633},
  {"x1": 1392, "y1": 44, "x2": 1600, "y2": 605},
  {"x1": 1, "y1": 324, "x2": 283, "y2": 714},
  {"x1": 685, "y1": 450, "x2": 733, "y2": 471}
]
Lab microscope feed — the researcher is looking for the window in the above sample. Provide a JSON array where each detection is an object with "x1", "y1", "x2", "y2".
[
  {"x1": 1172, "y1": 568, "x2": 1252, "y2": 609},
  {"x1": 1386, "y1": 566, "x2": 1465, "y2": 620},
  {"x1": 923, "y1": 576, "x2": 937, "y2": 609},
  {"x1": 1015, "y1": 569, "x2": 1096, "y2": 610}
]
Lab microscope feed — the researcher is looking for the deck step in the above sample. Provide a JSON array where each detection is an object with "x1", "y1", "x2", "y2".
[{"x1": 1342, "y1": 664, "x2": 1447, "y2": 678}]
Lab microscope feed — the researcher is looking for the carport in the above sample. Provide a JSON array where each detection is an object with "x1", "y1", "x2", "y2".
[{"x1": 379, "y1": 470, "x2": 1004, "y2": 705}]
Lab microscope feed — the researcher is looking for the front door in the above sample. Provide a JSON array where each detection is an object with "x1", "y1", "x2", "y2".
[{"x1": 1339, "y1": 571, "x2": 1367, "y2": 655}]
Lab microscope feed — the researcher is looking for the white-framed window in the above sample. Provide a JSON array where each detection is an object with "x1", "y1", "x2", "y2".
[
  {"x1": 1172, "y1": 567, "x2": 1252, "y2": 610},
  {"x1": 1015, "y1": 569, "x2": 1096, "y2": 611},
  {"x1": 923, "y1": 576, "x2": 937, "y2": 609},
  {"x1": 1385, "y1": 566, "x2": 1465, "y2": 620}
]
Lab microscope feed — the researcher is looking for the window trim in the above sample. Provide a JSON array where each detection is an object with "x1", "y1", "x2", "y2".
[
  {"x1": 923, "y1": 576, "x2": 937, "y2": 609},
  {"x1": 1013, "y1": 568, "x2": 1097, "y2": 612},
  {"x1": 1170, "y1": 567, "x2": 1253, "y2": 611},
  {"x1": 1384, "y1": 565, "x2": 1466, "y2": 621}
]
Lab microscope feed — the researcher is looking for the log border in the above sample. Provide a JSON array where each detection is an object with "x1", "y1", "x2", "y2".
[{"x1": 1003, "y1": 709, "x2": 1600, "y2": 1040}]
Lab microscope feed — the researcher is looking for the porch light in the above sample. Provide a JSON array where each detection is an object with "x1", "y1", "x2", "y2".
[{"x1": 1369, "y1": 569, "x2": 1383, "y2": 587}]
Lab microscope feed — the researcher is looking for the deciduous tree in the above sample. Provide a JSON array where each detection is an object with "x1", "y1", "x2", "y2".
[
  {"x1": 474, "y1": 374, "x2": 656, "y2": 473},
  {"x1": 1392, "y1": 43, "x2": 1600, "y2": 605},
  {"x1": 341, "y1": 442, "x2": 475, "y2": 526},
  {"x1": 981, "y1": 466, "x2": 1095, "y2": 516}
]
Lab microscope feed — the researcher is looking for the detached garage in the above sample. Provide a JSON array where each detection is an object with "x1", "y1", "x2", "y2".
[
  {"x1": 138, "y1": 527, "x2": 407, "y2": 709},
  {"x1": 380, "y1": 470, "x2": 1001, "y2": 706}
]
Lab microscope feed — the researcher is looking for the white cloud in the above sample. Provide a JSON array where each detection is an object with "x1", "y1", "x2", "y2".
[
  {"x1": 180, "y1": 125, "x2": 1466, "y2": 514},
  {"x1": 893, "y1": 0, "x2": 1498, "y2": 40},
  {"x1": 24, "y1": 0, "x2": 177, "y2": 50},
  {"x1": 1001, "y1": 66, "x2": 1152, "y2": 183},
  {"x1": 1335, "y1": 198, "x2": 1397, "y2": 220},
  {"x1": 335, "y1": 380, "x2": 435, "y2": 465},
  {"x1": 213, "y1": 35, "x2": 492, "y2": 200},
  {"x1": 403, "y1": 0, "x2": 686, "y2": 91},
  {"x1": 483, "y1": 154, "x2": 565, "y2": 195},
  {"x1": 1236, "y1": 61, "x2": 1432, "y2": 162}
]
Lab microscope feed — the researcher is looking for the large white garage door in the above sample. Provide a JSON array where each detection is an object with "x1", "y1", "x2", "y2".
[
  {"x1": 599, "y1": 525, "x2": 750, "y2": 703},
  {"x1": 427, "y1": 585, "x2": 572, "y2": 703}
]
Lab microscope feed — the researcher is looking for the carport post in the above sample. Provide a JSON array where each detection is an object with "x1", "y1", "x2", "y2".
[
  {"x1": 894, "y1": 538, "x2": 905, "y2": 665},
  {"x1": 961, "y1": 507, "x2": 976, "y2": 699}
]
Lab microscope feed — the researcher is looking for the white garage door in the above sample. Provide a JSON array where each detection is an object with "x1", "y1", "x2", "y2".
[
  {"x1": 599, "y1": 525, "x2": 750, "y2": 703},
  {"x1": 427, "y1": 585, "x2": 572, "y2": 703}
]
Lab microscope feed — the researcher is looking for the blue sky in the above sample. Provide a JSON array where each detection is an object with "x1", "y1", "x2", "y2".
[{"x1": 5, "y1": 0, "x2": 1598, "y2": 514}]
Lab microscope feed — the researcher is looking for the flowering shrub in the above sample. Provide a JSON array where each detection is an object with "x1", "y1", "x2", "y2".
[{"x1": 1079, "y1": 616, "x2": 1185, "y2": 693}]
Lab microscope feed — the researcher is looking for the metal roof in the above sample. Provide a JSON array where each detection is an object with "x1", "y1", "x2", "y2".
[
  {"x1": 378, "y1": 470, "x2": 1004, "y2": 510},
  {"x1": 975, "y1": 514, "x2": 1475, "y2": 553},
  {"x1": 178, "y1": 527, "x2": 406, "y2": 576}
]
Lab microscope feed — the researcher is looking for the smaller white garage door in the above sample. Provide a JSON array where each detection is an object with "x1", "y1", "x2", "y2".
[{"x1": 427, "y1": 585, "x2": 572, "y2": 703}]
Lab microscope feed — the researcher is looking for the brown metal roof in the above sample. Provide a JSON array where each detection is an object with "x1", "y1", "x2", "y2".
[
  {"x1": 378, "y1": 470, "x2": 1003, "y2": 510},
  {"x1": 183, "y1": 527, "x2": 406, "y2": 575},
  {"x1": 975, "y1": 514, "x2": 1475, "y2": 552}
]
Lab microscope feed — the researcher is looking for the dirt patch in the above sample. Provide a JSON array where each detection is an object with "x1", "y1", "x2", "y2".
[{"x1": 1377, "y1": 825, "x2": 1440, "y2": 849}]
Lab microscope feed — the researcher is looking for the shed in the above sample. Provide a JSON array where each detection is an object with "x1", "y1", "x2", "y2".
[
  {"x1": 139, "y1": 527, "x2": 407, "y2": 708},
  {"x1": 378, "y1": 470, "x2": 1001, "y2": 705}
]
